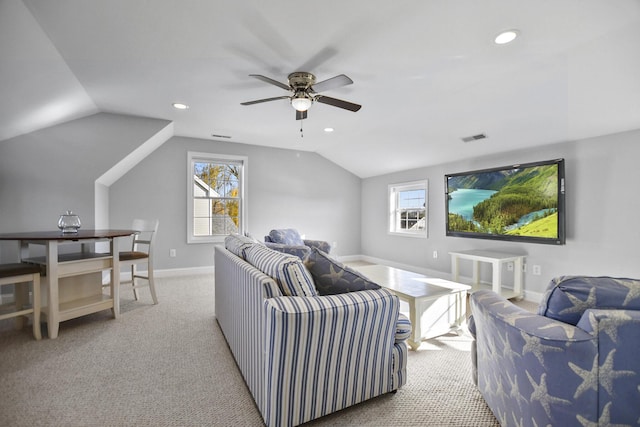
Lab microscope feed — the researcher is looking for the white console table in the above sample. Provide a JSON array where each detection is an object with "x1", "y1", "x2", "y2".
[{"x1": 449, "y1": 250, "x2": 525, "y2": 300}]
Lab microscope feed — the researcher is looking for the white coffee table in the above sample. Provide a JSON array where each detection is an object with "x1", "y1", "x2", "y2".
[{"x1": 351, "y1": 264, "x2": 471, "y2": 351}]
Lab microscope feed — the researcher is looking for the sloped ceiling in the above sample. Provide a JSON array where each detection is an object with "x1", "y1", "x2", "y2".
[{"x1": 2, "y1": 0, "x2": 640, "y2": 178}]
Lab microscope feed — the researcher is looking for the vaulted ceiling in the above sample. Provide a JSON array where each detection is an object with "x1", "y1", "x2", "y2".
[{"x1": 2, "y1": 0, "x2": 640, "y2": 178}]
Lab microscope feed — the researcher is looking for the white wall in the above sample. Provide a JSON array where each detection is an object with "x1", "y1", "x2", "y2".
[
  {"x1": 108, "y1": 135, "x2": 362, "y2": 270},
  {"x1": 360, "y1": 129, "x2": 640, "y2": 297}
]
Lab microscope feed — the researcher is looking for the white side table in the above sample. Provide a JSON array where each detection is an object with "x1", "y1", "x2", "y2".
[{"x1": 449, "y1": 250, "x2": 525, "y2": 300}]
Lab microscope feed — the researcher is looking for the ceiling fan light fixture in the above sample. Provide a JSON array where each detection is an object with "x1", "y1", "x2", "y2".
[
  {"x1": 291, "y1": 95, "x2": 312, "y2": 112},
  {"x1": 494, "y1": 30, "x2": 519, "y2": 45}
]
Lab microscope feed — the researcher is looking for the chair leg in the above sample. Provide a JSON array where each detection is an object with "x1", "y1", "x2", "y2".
[
  {"x1": 131, "y1": 265, "x2": 139, "y2": 301},
  {"x1": 148, "y1": 262, "x2": 158, "y2": 305},
  {"x1": 14, "y1": 283, "x2": 28, "y2": 330}
]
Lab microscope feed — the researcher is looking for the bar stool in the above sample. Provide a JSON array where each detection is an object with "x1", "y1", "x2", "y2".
[{"x1": 0, "y1": 263, "x2": 42, "y2": 340}]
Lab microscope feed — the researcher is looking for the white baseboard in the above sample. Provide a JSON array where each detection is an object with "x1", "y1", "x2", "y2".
[{"x1": 116, "y1": 266, "x2": 214, "y2": 282}]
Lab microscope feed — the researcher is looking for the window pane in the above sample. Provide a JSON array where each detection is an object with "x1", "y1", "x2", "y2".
[{"x1": 399, "y1": 189, "x2": 425, "y2": 209}]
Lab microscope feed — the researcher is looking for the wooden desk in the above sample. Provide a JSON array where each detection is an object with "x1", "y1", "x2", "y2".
[
  {"x1": 449, "y1": 249, "x2": 525, "y2": 300},
  {"x1": 0, "y1": 229, "x2": 135, "y2": 338}
]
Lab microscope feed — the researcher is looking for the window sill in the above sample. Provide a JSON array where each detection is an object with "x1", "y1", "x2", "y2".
[{"x1": 388, "y1": 231, "x2": 428, "y2": 239}]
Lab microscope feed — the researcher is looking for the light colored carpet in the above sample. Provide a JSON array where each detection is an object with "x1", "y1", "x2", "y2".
[{"x1": 0, "y1": 275, "x2": 500, "y2": 426}]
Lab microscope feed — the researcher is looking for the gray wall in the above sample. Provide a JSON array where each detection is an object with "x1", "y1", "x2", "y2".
[
  {"x1": 0, "y1": 114, "x2": 362, "y2": 268},
  {"x1": 108, "y1": 135, "x2": 362, "y2": 271},
  {"x1": 0, "y1": 112, "x2": 169, "y2": 259},
  {"x1": 361, "y1": 128, "x2": 640, "y2": 297},
  {"x1": 3, "y1": 109, "x2": 639, "y2": 300}
]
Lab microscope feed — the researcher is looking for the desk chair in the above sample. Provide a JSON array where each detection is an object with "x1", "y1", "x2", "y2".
[
  {"x1": 0, "y1": 263, "x2": 41, "y2": 340},
  {"x1": 119, "y1": 219, "x2": 159, "y2": 304}
]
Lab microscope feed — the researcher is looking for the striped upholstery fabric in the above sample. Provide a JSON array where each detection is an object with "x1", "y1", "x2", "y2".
[
  {"x1": 395, "y1": 313, "x2": 412, "y2": 342},
  {"x1": 224, "y1": 233, "x2": 258, "y2": 258},
  {"x1": 215, "y1": 246, "x2": 282, "y2": 412},
  {"x1": 391, "y1": 342, "x2": 408, "y2": 390},
  {"x1": 214, "y1": 246, "x2": 408, "y2": 427},
  {"x1": 264, "y1": 290, "x2": 400, "y2": 427},
  {"x1": 245, "y1": 243, "x2": 317, "y2": 297}
]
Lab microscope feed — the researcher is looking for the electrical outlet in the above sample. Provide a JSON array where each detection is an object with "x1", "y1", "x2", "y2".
[
  {"x1": 170, "y1": 249, "x2": 176, "y2": 257},
  {"x1": 532, "y1": 265, "x2": 542, "y2": 276},
  {"x1": 332, "y1": 241, "x2": 338, "y2": 249},
  {"x1": 433, "y1": 250, "x2": 438, "y2": 259},
  {"x1": 507, "y1": 262, "x2": 514, "y2": 272}
]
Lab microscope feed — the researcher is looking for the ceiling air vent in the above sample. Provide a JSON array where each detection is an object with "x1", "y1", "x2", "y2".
[
  {"x1": 211, "y1": 134, "x2": 232, "y2": 139},
  {"x1": 461, "y1": 133, "x2": 487, "y2": 143}
]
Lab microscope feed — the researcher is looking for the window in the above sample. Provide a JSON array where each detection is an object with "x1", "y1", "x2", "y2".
[
  {"x1": 187, "y1": 152, "x2": 247, "y2": 243},
  {"x1": 389, "y1": 180, "x2": 428, "y2": 237}
]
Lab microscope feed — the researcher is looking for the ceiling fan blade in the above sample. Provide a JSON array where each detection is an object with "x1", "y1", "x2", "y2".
[
  {"x1": 316, "y1": 95, "x2": 361, "y2": 112},
  {"x1": 297, "y1": 47, "x2": 338, "y2": 73},
  {"x1": 241, "y1": 95, "x2": 289, "y2": 106},
  {"x1": 311, "y1": 74, "x2": 353, "y2": 93},
  {"x1": 249, "y1": 74, "x2": 290, "y2": 91},
  {"x1": 296, "y1": 110, "x2": 307, "y2": 120}
]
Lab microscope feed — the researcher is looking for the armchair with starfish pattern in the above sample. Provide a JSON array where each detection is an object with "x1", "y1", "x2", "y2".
[{"x1": 469, "y1": 276, "x2": 640, "y2": 426}]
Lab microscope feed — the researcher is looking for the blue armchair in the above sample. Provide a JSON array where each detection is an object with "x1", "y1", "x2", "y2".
[
  {"x1": 264, "y1": 228, "x2": 331, "y2": 259},
  {"x1": 469, "y1": 276, "x2": 640, "y2": 426}
]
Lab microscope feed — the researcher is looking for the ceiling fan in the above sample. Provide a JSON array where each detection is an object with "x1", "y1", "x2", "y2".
[{"x1": 241, "y1": 72, "x2": 361, "y2": 120}]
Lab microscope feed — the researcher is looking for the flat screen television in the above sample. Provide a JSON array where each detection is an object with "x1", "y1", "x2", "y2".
[{"x1": 445, "y1": 158, "x2": 565, "y2": 245}]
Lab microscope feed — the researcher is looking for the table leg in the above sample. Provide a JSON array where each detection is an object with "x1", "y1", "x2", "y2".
[
  {"x1": 111, "y1": 237, "x2": 120, "y2": 318},
  {"x1": 514, "y1": 257, "x2": 524, "y2": 299},
  {"x1": 492, "y1": 261, "x2": 501, "y2": 294},
  {"x1": 407, "y1": 298, "x2": 421, "y2": 351},
  {"x1": 472, "y1": 261, "x2": 480, "y2": 286},
  {"x1": 451, "y1": 255, "x2": 459, "y2": 281},
  {"x1": 451, "y1": 292, "x2": 466, "y2": 334},
  {"x1": 32, "y1": 272, "x2": 41, "y2": 340},
  {"x1": 46, "y1": 241, "x2": 60, "y2": 339}
]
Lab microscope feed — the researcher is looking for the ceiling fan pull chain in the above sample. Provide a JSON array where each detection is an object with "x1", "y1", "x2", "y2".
[{"x1": 300, "y1": 119, "x2": 304, "y2": 138}]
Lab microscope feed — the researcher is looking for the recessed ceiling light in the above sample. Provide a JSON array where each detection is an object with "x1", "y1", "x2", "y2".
[
  {"x1": 324, "y1": 127, "x2": 334, "y2": 133},
  {"x1": 172, "y1": 102, "x2": 189, "y2": 110},
  {"x1": 494, "y1": 30, "x2": 519, "y2": 45}
]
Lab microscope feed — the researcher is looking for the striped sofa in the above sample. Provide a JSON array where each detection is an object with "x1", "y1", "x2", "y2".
[{"x1": 215, "y1": 236, "x2": 409, "y2": 427}]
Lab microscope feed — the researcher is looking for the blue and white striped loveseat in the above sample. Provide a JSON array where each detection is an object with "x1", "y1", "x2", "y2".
[{"x1": 215, "y1": 234, "x2": 409, "y2": 427}]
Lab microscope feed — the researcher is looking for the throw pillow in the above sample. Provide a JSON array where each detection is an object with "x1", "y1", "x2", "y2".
[
  {"x1": 224, "y1": 233, "x2": 257, "y2": 259},
  {"x1": 305, "y1": 248, "x2": 381, "y2": 295},
  {"x1": 268, "y1": 229, "x2": 305, "y2": 246},
  {"x1": 244, "y1": 244, "x2": 317, "y2": 297}
]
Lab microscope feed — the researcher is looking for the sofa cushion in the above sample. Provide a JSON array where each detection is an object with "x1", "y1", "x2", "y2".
[
  {"x1": 244, "y1": 243, "x2": 317, "y2": 297},
  {"x1": 224, "y1": 233, "x2": 258, "y2": 259},
  {"x1": 304, "y1": 248, "x2": 381, "y2": 295},
  {"x1": 537, "y1": 275, "x2": 640, "y2": 325},
  {"x1": 267, "y1": 228, "x2": 305, "y2": 246}
]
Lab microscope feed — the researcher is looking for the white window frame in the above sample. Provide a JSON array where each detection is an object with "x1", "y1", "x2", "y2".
[
  {"x1": 388, "y1": 180, "x2": 428, "y2": 238},
  {"x1": 187, "y1": 152, "x2": 248, "y2": 244}
]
